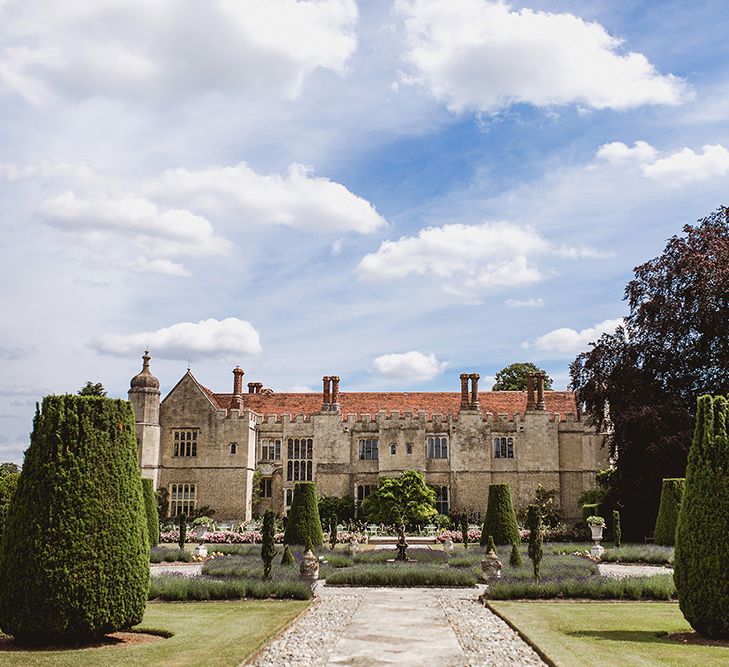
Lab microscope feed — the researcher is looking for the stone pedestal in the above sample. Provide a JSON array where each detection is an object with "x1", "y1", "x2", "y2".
[{"x1": 194, "y1": 544, "x2": 208, "y2": 557}]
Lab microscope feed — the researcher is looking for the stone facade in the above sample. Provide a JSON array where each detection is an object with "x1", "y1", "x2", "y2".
[{"x1": 129, "y1": 355, "x2": 608, "y2": 523}]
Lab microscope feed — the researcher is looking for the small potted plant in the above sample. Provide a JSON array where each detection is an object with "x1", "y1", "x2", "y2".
[{"x1": 586, "y1": 515, "x2": 605, "y2": 540}]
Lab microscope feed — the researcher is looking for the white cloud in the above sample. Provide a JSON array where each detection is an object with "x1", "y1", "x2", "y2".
[
  {"x1": 90, "y1": 317, "x2": 262, "y2": 360},
  {"x1": 522, "y1": 318, "x2": 624, "y2": 356},
  {"x1": 596, "y1": 140, "x2": 657, "y2": 164},
  {"x1": 39, "y1": 192, "x2": 230, "y2": 260},
  {"x1": 642, "y1": 144, "x2": 729, "y2": 184},
  {"x1": 156, "y1": 162, "x2": 386, "y2": 234},
  {"x1": 128, "y1": 257, "x2": 191, "y2": 277},
  {"x1": 357, "y1": 222, "x2": 598, "y2": 298},
  {"x1": 288, "y1": 385, "x2": 316, "y2": 393},
  {"x1": 0, "y1": 0, "x2": 358, "y2": 105},
  {"x1": 396, "y1": 0, "x2": 688, "y2": 113},
  {"x1": 505, "y1": 298, "x2": 544, "y2": 308},
  {"x1": 372, "y1": 351, "x2": 447, "y2": 382}
]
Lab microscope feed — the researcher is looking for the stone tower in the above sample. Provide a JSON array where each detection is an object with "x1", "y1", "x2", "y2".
[{"x1": 128, "y1": 350, "x2": 161, "y2": 488}]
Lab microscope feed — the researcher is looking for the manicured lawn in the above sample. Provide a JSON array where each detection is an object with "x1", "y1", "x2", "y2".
[
  {"x1": 491, "y1": 601, "x2": 729, "y2": 667},
  {"x1": 0, "y1": 599, "x2": 309, "y2": 666}
]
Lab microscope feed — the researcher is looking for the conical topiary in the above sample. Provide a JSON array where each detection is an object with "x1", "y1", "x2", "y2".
[
  {"x1": 653, "y1": 478, "x2": 685, "y2": 546},
  {"x1": 280, "y1": 543, "x2": 295, "y2": 565},
  {"x1": 141, "y1": 477, "x2": 160, "y2": 547},
  {"x1": 527, "y1": 504, "x2": 543, "y2": 581},
  {"x1": 283, "y1": 482, "x2": 324, "y2": 547},
  {"x1": 674, "y1": 395, "x2": 729, "y2": 639},
  {"x1": 481, "y1": 483, "x2": 520, "y2": 546},
  {"x1": 0, "y1": 396, "x2": 149, "y2": 644},
  {"x1": 509, "y1": 542, "x2": 523, "y2": 566}
]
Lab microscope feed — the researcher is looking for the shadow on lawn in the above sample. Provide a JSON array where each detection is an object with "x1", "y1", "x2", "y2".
[{"x1": 568, "y1": 630, "x2": 676, "y2": 644}]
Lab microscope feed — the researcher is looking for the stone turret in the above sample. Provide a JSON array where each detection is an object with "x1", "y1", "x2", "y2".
[{"x1": 128, "y1": 350, "x2": 161, "y2": 488}]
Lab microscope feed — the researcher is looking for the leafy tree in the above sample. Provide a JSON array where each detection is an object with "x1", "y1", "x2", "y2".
[
  {"x1": 520, "y1": 484, "x2": 563, "y2": 528},
  {"x1": 674, "y1": 395, "x2": 729, "y2": 638},
  {"x1": 261, "y1": 509, "x2": 277, "y2": 579},
  {"x1": 362, "y1": 470, "x2": 437, "y2": 528},
  {"x1": 78, "y1": 381, "x2": 106, "y2": 396},
  {"x1": 319, "y1": 495, "x2": 355, "y2": 528},
  {"x1": 0, "y1": 464, "x2": 19, "y2": 542},
  {"x1": 571, "y1": 207, "x2": 729, "y2": 540},
  {"x1": 527, "y1": 504, "x2": 543, "y2": 581},
  {"x1": 283, "y1": 482, "x2": 324, "y2": 547},
  {"x1": 492, "y1": 363, "x2": 553, "y2": 391},
  {"x1": 481, "y1": 483, "x2": 520, "y2": 546},
  {"x1": 0, "y1": 395, "x2": 148, "y2": 644}
]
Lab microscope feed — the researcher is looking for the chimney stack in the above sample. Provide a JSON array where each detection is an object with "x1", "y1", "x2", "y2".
[
  {"x1": 322, "y1": 376, "x2": 331, "y2": 405},
  {"x1": 459, "y1": 374, "x2": 470, "y2": 409},
  {"x1": 525, "y1": 373, "x2": 536, "y2": 410},
  {"x1": 331, "y1": 376, "x2": 340, "y2": 405},
  {"x1": 232, "y1": 366, "x2": 244, "y2": 396},
  {"x1": 469, "y1": 373, "x2": 480, "y2": 408},
  {"x1": 535, "y1": 373, "x2": 546, "y2": 411},
  {"x1": 247, "y1": 382, "x2": 263, "y2": 394}
]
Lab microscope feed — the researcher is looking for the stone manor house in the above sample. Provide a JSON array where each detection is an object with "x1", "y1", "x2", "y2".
[{"x1": 129, "y1": 352, "x2": 608, "y2": 523}]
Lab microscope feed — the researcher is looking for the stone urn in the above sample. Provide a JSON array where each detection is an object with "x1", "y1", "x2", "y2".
[
  {"x1": 443, "y1": 537, "x2": 455, "y2": 554},
  {"x1": 481, "y1": 548, "x2": 502, "y2": 583},
  {"x1": 588, "y1": 522, "x2": 605, "y2": 558},
  {"x1": 194, "y1": 525, "x2": 209, "y2": 557},
  {"x1": 348, "y1": 538, "x2": 360, "y2": 554},
  {"x1": 300, "y1": 548, "x2": 319, "y2": 587}
]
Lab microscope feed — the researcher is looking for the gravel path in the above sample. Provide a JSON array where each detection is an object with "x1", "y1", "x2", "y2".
[
  {"x1": 598, "y1": 563, "x2": 672, "y2": 579},
  {"x1": 248, "y1": 586, "x2": 546, "y2": 666}
]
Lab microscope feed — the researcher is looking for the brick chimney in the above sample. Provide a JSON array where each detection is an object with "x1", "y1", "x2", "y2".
[
  {"x1": 535, "y1": 373, "x2": 546, "y2": 411},
  {"x1": 331, "y1": 376, "x2": 340, "y2": 405},
  {"x1": 525, "y1": 373, "x2": 536, "y2": 411},
  {"x1": 322, "y1": 376, "x2": 331, "y2": 405},
  {"x1": 459, "y1": 374, "x2": 470, "y2": 409},
  {"x1": 469, "y1": 373, "x2": 480, "y2": 408}
]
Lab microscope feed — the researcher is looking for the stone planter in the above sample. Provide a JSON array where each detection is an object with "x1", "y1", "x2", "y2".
[
  {"x1": 194, "y1": 525, "x2": 209, "y2": 557},
  {"x1": 590, "y1": 525, "x2": 604, "y2": 541},
  {"x1": 589, "y1": 524, "x2": 605, "y2": 558},
  {"x1": 481, "y1": 549, "x2": 502, "y2": 582}
]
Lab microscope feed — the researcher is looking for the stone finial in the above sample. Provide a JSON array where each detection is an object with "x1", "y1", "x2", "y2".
[
  {"x1": 469, "y1": 373, "x2": 480, "y2": 407},
  {"x1": 232, "y1": 366, "x2": 245, "y2": 396},
  {"x1": 130, "y1": 350, "x2": 160, "y2": 391},
  {"x1": 525, "y1": 373, "x2": 536, "y2": 410},
  {"x1": 459, "y1": 374, "x2": 470, "y2": 409}
]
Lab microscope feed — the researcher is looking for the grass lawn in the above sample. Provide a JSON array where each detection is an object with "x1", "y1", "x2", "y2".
[
  {"x1": 491, "y1": 601, "x2": 729, "y2": 667},
  {"x1": 0, "y1": 599, "x2": 309, "y2": 667}
]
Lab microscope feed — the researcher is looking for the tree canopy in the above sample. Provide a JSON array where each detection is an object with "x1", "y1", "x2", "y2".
[
  {"x1": 78, "y1": 381, "x2": 107, "y2": 396},
  {"x1": 362, "y1": 470, "x2": 437, "y2": 528},
  {"x1": 570, "y1": 207, "x2": 729, "y2": 539},
  {"x1": 492, "y1": 363, "x2": 553, "y2": 391}
]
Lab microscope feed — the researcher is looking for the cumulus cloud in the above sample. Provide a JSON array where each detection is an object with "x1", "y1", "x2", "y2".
[
  {"x1": 0, "y1": 0, "x2": 358, "y2": 105},
  {"x1": 522, "y1": 318, "x2": 624, "y2": 356},
  {"x1": 156, "y1": 162, "x2": 386, "y2": 234},
  {"x1": 372, "y1": 351, "x2": 447, "y2": 382},
  {"x1": 357, "y1": 222, "x2": 598, "y2": 298},
  {"x1": 595, "y1": 141, "x2": 729, "y2": 185},
  {"x1": 91, "y1": 317, "x2": 262, "y2": 360},
  {"x1": 38, "y1": 192, "x2": 229, "y2": 259},
  {"x1": 396, "y1": 0, "x2": 688, "y2": 113}
]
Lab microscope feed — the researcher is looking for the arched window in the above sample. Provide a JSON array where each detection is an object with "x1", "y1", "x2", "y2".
[
  {"x1": 390, "y1": 443, "x2": 397, "y2": 455},
  {"x1": 229, "y1": 442, "x2": 237, "y2": 455}
]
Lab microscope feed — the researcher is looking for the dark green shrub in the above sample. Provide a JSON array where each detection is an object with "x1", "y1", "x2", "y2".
[
  {"x1": 283, "y1": 482, "x2": 323, "y2": 546},
  {"x1": 330, "y1": 516, "x2": 338, "y2": 549},
  {"x1": 582, "y1": 503, "x2": 600, "y2": 521},
  {"x1": 509, "y1": 542, "x2": 522, "y2": 567},
  {"x1": 141, "y1": 478, "x2": 159, "y2": 547},
  {"x1": 262, "y1": 509, "x2": 276, "y2": 579},
  {"x1": 281, "y1": 544, "x2": 295, "y2": 565},
  {"x1": 0, "y1": 395, "x2": 149, "y2": 644},
  {"x1": 460, "y1": 514, "x2": 469, "y2": 549},
  {"x1": 178, "y1": 513, "x2": 186, "y2": 550},
  {"x1": 613, "y1": 509, "x2": 622, "y2": 548},
  {"x1": 527, "y1": 504, "x2": 543, "y2": 581},
  {"x1": 318, "y1": 495, "x2": 355, "y2": 527},
  {"x1": 653, "y1": 478, "x2": 685, "y2": 546},
  {"x1": 481, "y1": 483, "x2": 520, "y2": 546},
  {"x1": 486, "y1": 535, "x2": 496, "y2": 552},
  {"x1": 674, "y1": 395, "x2": 729, "y2": 639}
]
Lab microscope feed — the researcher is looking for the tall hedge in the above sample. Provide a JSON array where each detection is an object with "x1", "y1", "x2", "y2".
[
  {"x1": 674, "y1": 395, "x2": 729, "y2": 639},
  {"x1": 283, "y1": 482, "x2": 323, "y2": 547},
  {"x1": 481, "y1": 483, "x2": 520, "y2": 546},
  {"x1": 0, "y1": 396, "x2": 149, "y2": 644},
  {"x1": 653, "y1": 478, "x2": 685, "y2": 546},
  {"x1": 141, "y1": 477, "x2": 159, "y2": 547}
]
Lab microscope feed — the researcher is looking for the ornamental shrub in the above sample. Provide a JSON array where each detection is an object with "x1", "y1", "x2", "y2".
[
  {"x1": 527, "y1": 504, "x2": 543, "y2": 581},
  {"x1": 460, "y1": 514, "x2": 469, "y2": 549},
  {"x1": 283, "y1": 482, "x2": 323, "y2": 547},
  {"x1": 141, "y1": 478, "x2": 159, "y2": 547},
  {"x1": 509, "y1": 542, "x2": 522, "y2": 567},
  {"x1": 653, "y1": 478, "x2": 685, "y2": 546},
  {"x1": 613, "y1": 509, "x2": 622, "y2": 548},
  {"x1": 481, "y1": 483, "x2": 520, "y2": 546},
  {"x1": 178, "y1": 513, "x2": 187, "y2": 550},
  {"x1": 582, "y1": 503, "x2": 600, "y2": 521},
  {"x1": 261, "y1": 509, "x2": 276, "y2": 579},
  {"x1": 0, "y1": 395, "x2": 149, "y2": 644},
  {"x1": 674, "y1": 395, "x2": 729, "y2": 639},
  {"x1": 329, "y1": 516, "x2": 338, "y2": 550},
  {"x1": 280, "y1": 544, "x2": 295, "y2": 565}
]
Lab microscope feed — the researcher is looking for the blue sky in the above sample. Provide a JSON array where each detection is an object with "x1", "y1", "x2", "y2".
[{"x1": 2, "y1": 0, "x2": 729, "y2": 463}]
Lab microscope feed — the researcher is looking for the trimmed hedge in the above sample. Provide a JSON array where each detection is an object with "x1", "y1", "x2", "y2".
[
  {"x1": 674, "y1": 395, "x2": 729, "y2": 639},
  {"x1": 481, "y1": 483, "x2": 520, "y2": 546},
  {"x1": 142, "y1": 477, "x2": 160, "y2": 547},
  {"x1": 0, "y1": 396, "x2": 149, "y2": 644},
  {"x1": 283, "y1": 482, "x2": 324, "y2": 547},
  {"x1": 653, "y1": 478, "x2": 685, "y2": 546},
  {"x1": 582, "y1": 503, "x2": 600, "y2": 521}
]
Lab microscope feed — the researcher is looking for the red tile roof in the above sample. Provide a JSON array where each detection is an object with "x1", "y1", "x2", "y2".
[{"x1": 209, "y1": 390, "x2": 577, "y2": 419}]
